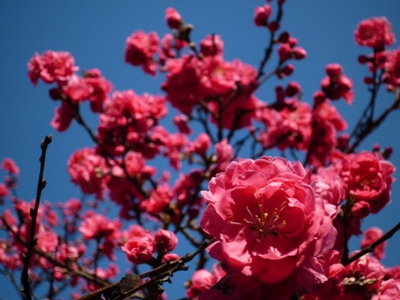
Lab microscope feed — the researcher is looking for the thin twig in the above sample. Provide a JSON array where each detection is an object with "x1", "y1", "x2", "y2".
[
  {"x1": 346, "y1": 220, "x2": 400, "y2": 265},
  {"x1": 21, "y1": 135, "x2": 52, "y2": 300}
]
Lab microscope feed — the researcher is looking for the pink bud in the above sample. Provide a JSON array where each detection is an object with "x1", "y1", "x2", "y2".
[
  {"x1": 268, "y1": 21, "x2": 280, "y2": 32},
  {"x1": 155, "y1": 229, "x2": 178, "y2": 253},
  {"x1": 277, "y1": 43, "x2": 292, "y2": 62},
  {"x1": 372, "y1": 143, "x2": 380, "y2": 152},
  {"x1": 358, "y1": 54, "x2": 369, "y2": 64},
  {"x1": 1, "y1": 158, "x2": 19, "y2": 175},
  {"x1": 313, "y1": 91, "x2": 326, "y2": 106},
  {"x1": 254, "y1": 5, "x2": 271, "y2": 27},
  {"x1": 320, "y1": 76, "x2": 331, "y2": 91},
  {"x1": 193, "y1": 133, "x2": 211, "y2": 157},
  {"x1": 288, "y1": 37, "x2": 298, "y2": 47},
  {"x1": 326, "y1": 63, "x2": 343, "y2": 78},
  {"x1": 200, "y1": 34, "x2": 224, "y2": 57},
  {"x1": 285, "y1": 81, "x2": 301, "y2": 97},
  {"x1": 278, "y1": 31, "x2": 289, "y2": 43},
  {"x1": 337, "y1": 76, "x2": 353, "y2": 92},
  {"x1": 173, "y1": 115, "x2": 191, "y2": 134},
  {"x1": 382, "y1": 146, "x2": 393, "y2": 159},
  {"x1": 293, "y1": 47, "x2": 307, "y2": 60},
  {"x1": 281, "y1": 64, "x2": 294, "y2": 76},
  {"x1": 275, "y1": 85, "x2": 285, "y2": 102},
  {"x1": 162, "y1": 253, "x2": 180, "y2": 263},
  {"x1": 165, "y1": 8, "x2": 182, "y2": 30},
  {"x1": 351, "y1": 201, "x2": 371, "y2": 219},
  {"x1": 364, "y1": 76, "x2": 373, "y2": 85}
]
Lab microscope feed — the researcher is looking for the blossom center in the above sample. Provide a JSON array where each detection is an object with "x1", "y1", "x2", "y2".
[{"x1": 229, "y1": 199, "x2": 287, "y2": 241}]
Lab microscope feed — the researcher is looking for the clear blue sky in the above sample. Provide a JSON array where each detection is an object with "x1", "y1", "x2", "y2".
[{"x1": 1, "y1": 1, "x2": 400, "y2": 299}]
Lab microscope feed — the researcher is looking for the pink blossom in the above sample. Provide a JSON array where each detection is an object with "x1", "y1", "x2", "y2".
[
  {"x1": 121, "y1": 227, "x2": 155, "y2": 264},
  {"x1": 372, "y1": 279, "x2": 400, "y2": 300},
  {"x1": 215, "y1": 138, "x2": 234, "y2": 172},
  {"x1": 155, "y1": 229, "x2": 178, "y2": 253},
  {"x1": 361, "y1": 227, "x2": 386, "y2": 260},
  {"x1": 326, "y1": 63, "x2": 343, "y2": 78},
  {"x1": 192, "y1": 133, "x2": 211, "y2": 157},
  {"x1": 79, "y1": 211, "x2": 121, "y2": 241},
  {"x1": 27, "y1": 50, "x2": 78, "y2": 86},
  {"x1": 254, "y1": 5, "x2": 272, "y2": 27},
  {"x1": 1, "y1": 158, "x2": 19, "y2": 175},
  {"x1": 354, "y1": 17, "x2": 395, "y2": 50},
  {"x1": 311, "y1": 166, "x2": 345, "y2": 217},
  {"x1": 339, "y1": 254, "x2": 385, "y2": 298},
  {"x1": 125, "y1": 30, "x2": 159, "y2": 76},
  {"x1": 173, "y1": 115, "x2": 191, "y2": 134},
  {"x1": 313, "y1": 100, "x2": 348, "y2": 132},
  {"x1": 161, "y1": 55, "x2": 207, "y2": 114},
  {"x1": 98, "y1": 90, "x2": 167, "y2": 156},
  {"x1": 285, "y1": 81, "x2": 301, "y2": 97},
  {"x1": 165, "y1": 8, "x2": 182, "y2": 30},
  {"x1": 321, "y1": 63, "x2": 354, "y2": 104},
  {"x1": 50, "y1": 101, "x2": 75, "y2": 132},
  {"x1": 258, "y1": 99, "x2": 312, "y2": 151},
  {"x1": 63, "y1": 75, "x2": 93, "y2": 103},
  {"x1": 384, "y1": 47, "x2": 400, "y2": 91},
  {"x1": 200, "y1": 34, "x2": 224, "y2": 57},
  {"x1": 140, "y1": 183, "x2": 173, "y2": 215},
  {"x1": 162, "y1": 253, "x2": 180, "y2": 263},
  {"x1": 351, "y1": 201, "x2": 371, "y2": 219},
  {"x1": 340, "y1": 151, "x2": 395, "y2": 213},
  {"x1": 37, "y1": 229, "x2": 59, "y2": 252},
  {"x1": 186, "y1": 269, "x2": 215, "y2": 298},
  {"x1": 0, "y1": 183, "x2": 9, "y2": 200},
  {"x1": 84, "y1": 68, "x2": 113, "y2": 112},
  {"x1": 186, "y1": 264, "x2": 227, "y2": 299},
  {"x1": 124, "y1": 151, "x2": 146, "y2": 177},
  {"x1": 200, "y1": 156, "x2": 335, "y2": 284},
  {"x1": 63, "y1": 198, "x2": 82, "y2": 216},
  {"x1": 68, "y1": 147, "x2": 108, "y2": 199}
]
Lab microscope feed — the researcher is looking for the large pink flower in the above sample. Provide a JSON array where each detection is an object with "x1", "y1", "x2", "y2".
[
  {"x1": 200, "y1": 156, "x2": 335, "y2": 284},
  {"x1": 354, "y1": 17, "x2": 395, "y2": 50}
]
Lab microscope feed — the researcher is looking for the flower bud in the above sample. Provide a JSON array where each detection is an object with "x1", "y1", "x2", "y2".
[
  {"x1": 254, "y1": 4, "x2": 271, "y2": 27},
  {"x1": 155, "y1": 229, "x2": 178, "y2": 253},
  {"x1": 165, "y1": 8, "x2": 182, "y2": 30},
  {"x1": 326, "y1": 63, "x2": 343, "y2": 78}
]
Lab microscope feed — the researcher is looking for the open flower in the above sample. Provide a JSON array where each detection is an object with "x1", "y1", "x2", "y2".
[{"x1": 200, "y1": 156, "x2": 335, "y2": 284}]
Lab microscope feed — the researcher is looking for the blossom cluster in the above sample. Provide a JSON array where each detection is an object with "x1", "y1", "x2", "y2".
[{"x1": 1, "y1": 2, "x2": 400, "y2": 300}]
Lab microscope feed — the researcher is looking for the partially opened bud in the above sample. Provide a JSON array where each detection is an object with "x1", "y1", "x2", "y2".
[
  {"x1": 254, "y1": 4, "x2": 271, "y2": 27},
  {"x1": 165, "y1": 8, "x2": 182, "y2": 30},
  {"x1": 155, "y1": 229, "x2": 178, "y2": 253}
]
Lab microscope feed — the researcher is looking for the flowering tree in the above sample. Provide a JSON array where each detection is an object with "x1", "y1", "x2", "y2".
[{"x1": 1, "y1": 1, "x2": 400, "y2": 299}]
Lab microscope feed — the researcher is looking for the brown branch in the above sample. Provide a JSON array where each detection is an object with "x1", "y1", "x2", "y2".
[
  {"x1": 21, "y1": 135, "x2": 52, "y2": 300},
  {"x1": 346, "y1": 220, "x2": 400, "y2": 265},
  {"x1": 348, "y1": 92, "x2": 400, "y2": 153},
  {"x1": 78, "y1": 239, "x2": 215, "y2": 300}
]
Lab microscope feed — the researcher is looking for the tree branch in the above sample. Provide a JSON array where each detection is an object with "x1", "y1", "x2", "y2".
[{"x1": 21, "y1": 135, "x2": 52, "y2": 300}]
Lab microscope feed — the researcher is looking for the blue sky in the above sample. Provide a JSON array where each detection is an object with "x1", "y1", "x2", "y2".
[{"x1": 1, "y1": 1, "x2": 400, "y2": 299}]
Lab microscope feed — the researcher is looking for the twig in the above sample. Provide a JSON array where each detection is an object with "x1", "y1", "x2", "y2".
[
  {"x1": 20, "y1": 135, "x2": 52, "y2": 300},
  {"x1": 2, "y1": 216, "x2": 110, "y2": 287},
  {"x1": 348, "y1": 93, "x2": 400, "y2": 152},
  {"x1": 256, "y1": 2, "x2": 284, "y2": 80},
  {"x1": 346, "y1": 220, "x2": 400, "y2": 265},
  {"x1": 78, "y1": 239, "x2": 215, "y2": 300}
]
